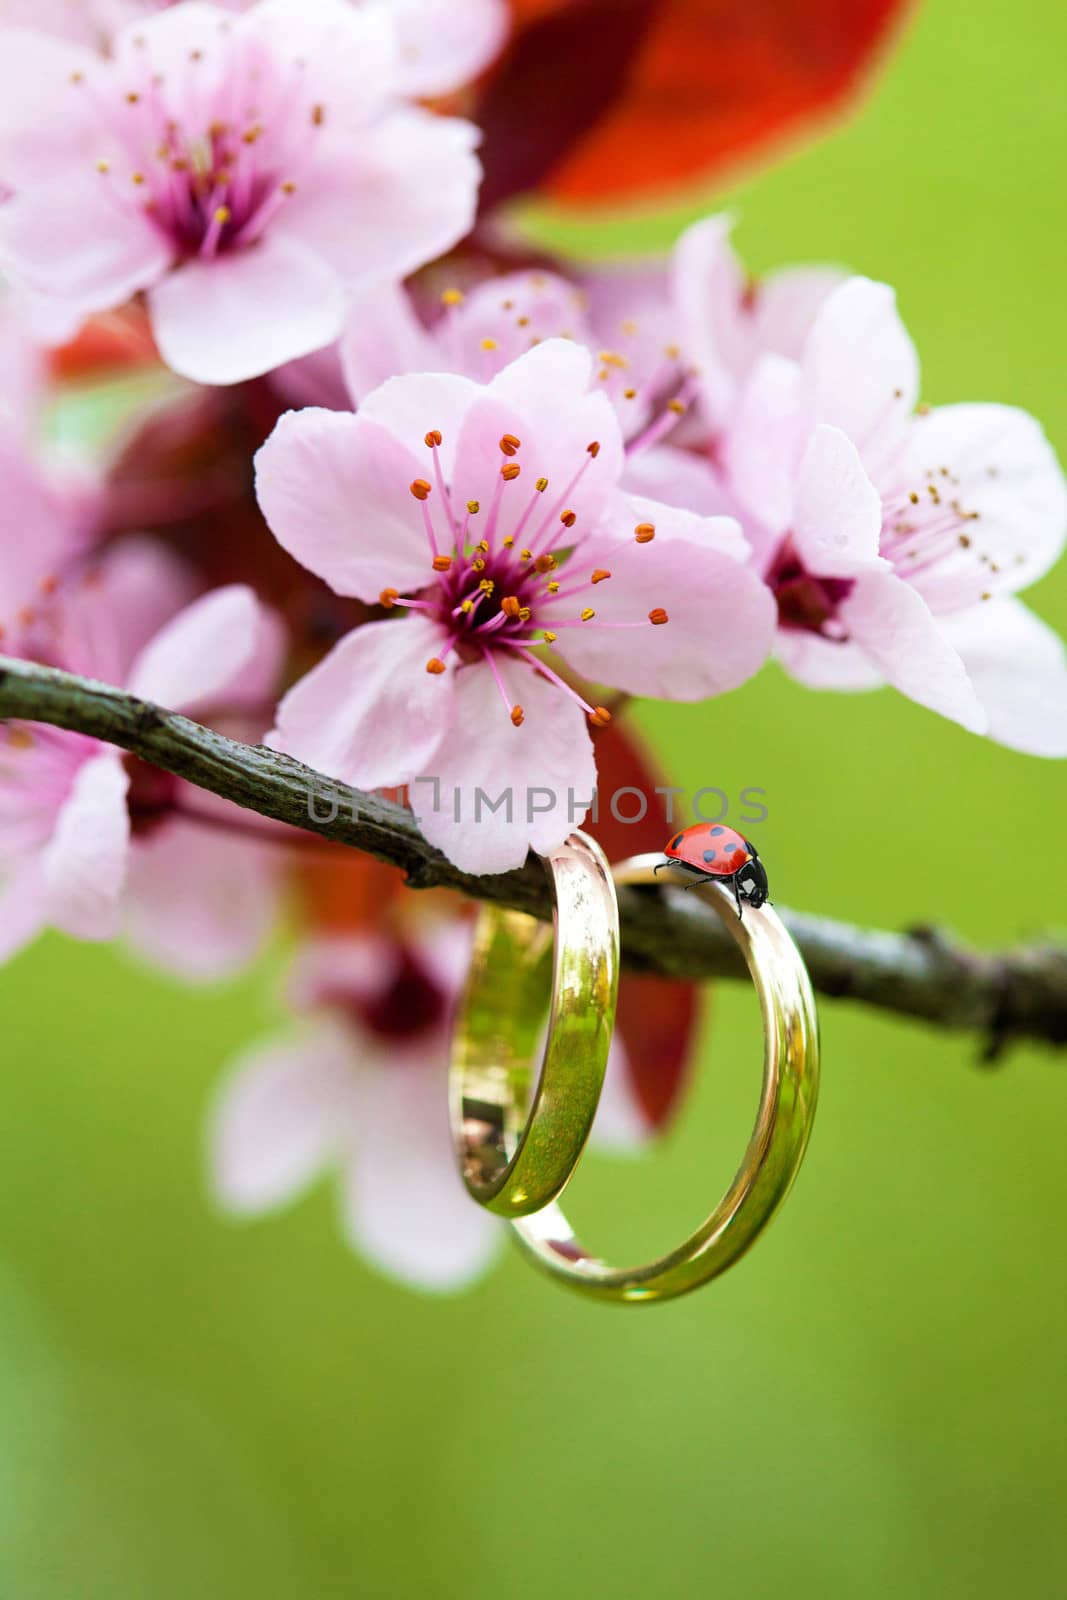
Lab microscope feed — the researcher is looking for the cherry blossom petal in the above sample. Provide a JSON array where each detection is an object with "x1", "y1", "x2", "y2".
[
  {"x1": 752, "y1": 264, "x2": 846, "y2": 363},
  {"x1": 412, "y1": 661, "x2": 595, "y2": 874},
  {"x1": 622, "y1": 443, "x2": 740, "y2": 518},
  {"x1": 890, "y1": 403, "x2": 1067, "y2": 609},
  {"x1": 209, "y1": 1021, "x2": 356, "y2": 1213},
  {"x1": 255, "y1": 406, "x2": 440, "y2": 599},
  {"x1": 0, "y1": 855, "x2": 49, "y2": 964},
  {"x1": 41, "y1": 750, "x2": 131, "y2": 939},
  {"x1": 792, "y1": 423, "x2": 887, "y2": 578},
  {"x1": 555, "y1": 503, "x2": 774, "y2": 700},
  {"x1": 775, "y1": 631, "x2": 884, "y2": 691},
  {"x1": 125, "y1": 584, "x2": 268, "y2": 713},
  {"x1": 287, "y1": 935, "x2": 400, "y2": 1013},
  {"x1": 0, "y1": 177, "x2": 172, "y2": 330},
  {"x1": 340, "y1": 1050, "x2": 503, "y2": 1291},
  {"x1": 274, "y1": 110, "x2": 481, "y2": 285},
  {"x1": 671, "y1": 213, "x2": 749, "y2": 428},
  {"x1": 381, "y1": 0, "x2": 508, "y2": 97},
  {"x1": 941, "y1": 598, "x2": 1067, "y2": 757},
  {"x1": 840, "y1": 569, "x2": 986, "y2": 734},
  {"x1": 269, "y1": 614, "x2": 455, "y2": 791},
  {"x1": 125, "y1": 818, "x2": 280, "y2": 981},
  {"x1": 722, "y1": 352, "x2": 806, "y2": 533},
  {"x1": 801, "y1": 277, "x2": 919, "y2": 474},
  {"x1": 0, "y1": 29, "x2": 105, "y2": 186},
  {"x1": 340, "y1": 283, "x2": 438, "y2": 406},
  {"x1": 451, "y1": 340, "x2": 622, "y2": 545},
  {"x1": 148, "y1": 234, "x2": 347, "y2": 386},
  {"x1": 357, "y1": 370, "x2": 480, "y2": 481},
  {"x1": 247, "y1": 0, "x2": 399, "y2": 131}
]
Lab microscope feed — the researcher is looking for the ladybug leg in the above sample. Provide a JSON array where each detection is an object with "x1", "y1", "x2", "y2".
[{"x1": 732, "y1": 875, "x2": 744, "y2": 919}]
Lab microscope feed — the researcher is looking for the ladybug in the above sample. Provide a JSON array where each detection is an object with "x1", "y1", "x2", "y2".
[{"x1": 654, "y1": 824, "x2": 769, "y2": 917}]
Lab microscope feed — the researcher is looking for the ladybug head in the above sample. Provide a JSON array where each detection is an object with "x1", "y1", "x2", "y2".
[{"x1": 737, "y1": 859, "x2": 769, "y2": 909}]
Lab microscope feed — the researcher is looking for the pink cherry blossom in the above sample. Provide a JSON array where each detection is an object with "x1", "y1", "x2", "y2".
[
  {"x1": 208, "y1": 925, "x2": 505, "y2": 1291},
  {"x1": 207, "y1": 915, "x2": 648, "y2": 1289},
  {"x1": 720, "y1": 276, "x2": 1067, "y2": 750},
  {"x1": 0, "y1": 0, "x2": 482, "y2": 384},
  {"x1": 256, "y1": 338, "x2": 776, "y2": 873},
  {"x1": 0, "y1": 537, "x2": 286, "y2": 972}
]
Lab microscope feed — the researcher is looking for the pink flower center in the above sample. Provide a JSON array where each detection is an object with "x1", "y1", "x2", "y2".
[
  {"x1": 85, "y1": 26, "x2": 323, "y2": 260},
  {"x1": 767, "y1": 537, "x2": 854, "y2": 636},
  {"x1": 316, "y1": 945, "x2": 449, "y2": 1045},
  {"x1": 381, "y1": 430, "x2": 669, "y2": 728}
]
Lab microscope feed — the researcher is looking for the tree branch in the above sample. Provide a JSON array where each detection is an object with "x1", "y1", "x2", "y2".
[{"x1": 2, "y1": 654, "x2": 1065, "y2": 1059}]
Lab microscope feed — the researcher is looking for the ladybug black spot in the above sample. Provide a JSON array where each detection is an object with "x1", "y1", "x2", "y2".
[
  {"x1": 702, "y1": 848, "x2": 717, "y2": 862},
  {"x1": 724, "y1": 842, "x2": 739, "y2": 853},
  {"x1": 710, "y1": 826, "x2": 725, "y2": 836},
  {"x1": 670, "y1": 833, "x2": 684, "y2": 850}
]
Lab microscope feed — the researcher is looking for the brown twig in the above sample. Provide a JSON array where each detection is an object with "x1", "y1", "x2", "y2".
[{"x1": 1, "y1": 653, "x2": 1064, "y2": 1059}]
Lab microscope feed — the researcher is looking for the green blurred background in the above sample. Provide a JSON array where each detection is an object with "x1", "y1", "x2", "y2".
[{"x1": 4, "y1": 0, "x2": 1067, "y2": 1593}]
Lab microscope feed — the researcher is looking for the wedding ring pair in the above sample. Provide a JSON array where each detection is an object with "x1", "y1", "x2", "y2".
[{"x1": 448, "y1": 831, "x2": 820, "y2": 1304}]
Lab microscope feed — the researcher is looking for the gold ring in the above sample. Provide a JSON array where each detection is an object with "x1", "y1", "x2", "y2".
[
  {"x1": 449, "y1": 830, "x2": 619, "y2": 1217},
  {"x1": 510, "y1": 853, "x2": 820, "y2": 1302}
]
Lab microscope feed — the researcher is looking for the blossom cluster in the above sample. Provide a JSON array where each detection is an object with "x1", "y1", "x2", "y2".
[{"x1": 0, "y1": 0, "x2": 1063, "y2": 1290}]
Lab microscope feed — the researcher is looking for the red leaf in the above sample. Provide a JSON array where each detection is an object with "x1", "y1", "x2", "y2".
[{"x1": 480, "y1": 0, "x2": 911, "y2": 209}]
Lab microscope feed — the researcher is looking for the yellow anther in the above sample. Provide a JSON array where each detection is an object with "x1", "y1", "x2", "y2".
[{"x1": 580, "y1": 607, "x2": 595, "y2": 621}]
